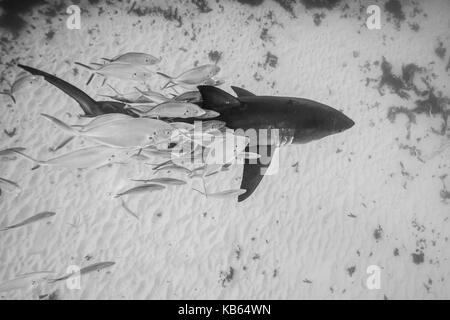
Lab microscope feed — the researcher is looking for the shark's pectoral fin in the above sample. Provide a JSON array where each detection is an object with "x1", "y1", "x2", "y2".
[
  {"x1": 197, "y1": 86, "x2": 240, "y2": 111},
  {"x1": 231, "y1": 86, "x2": 256, "y2": 97},
  {"x1": 238, "y1": 144, "x2": 275, "y2": 202}
]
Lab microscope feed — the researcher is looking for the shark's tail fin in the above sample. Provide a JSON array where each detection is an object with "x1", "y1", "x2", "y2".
[
  {"x1": 40, "y1": 113, "x2": 80, "y2": 136},
  {"x1": 197, "y1": 86, "x2": 240, "y2": 111},
  {"x1": 17, "y1": 64, "x2": 98, "y2": 116},
  {"x1": 0, "y1": 91, "x2": 15, "y2": 103}
]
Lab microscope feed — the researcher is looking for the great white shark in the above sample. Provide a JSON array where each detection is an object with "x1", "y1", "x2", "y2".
[
  {"x1": 17, "y1": 64, "x2": 137, "y2": 117},
  {"x1": 195, "y1": 85, "x2": 355, "y2": 202}
]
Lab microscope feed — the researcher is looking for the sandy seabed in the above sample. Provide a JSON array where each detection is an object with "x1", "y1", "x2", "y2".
[{"x1": 0, "y1": 0, "x2": 449, "y2": 299}]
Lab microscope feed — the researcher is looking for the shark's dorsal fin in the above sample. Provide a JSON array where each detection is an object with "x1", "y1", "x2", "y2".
[
  {"x1": 238, "y1": 144, "x2": 275, "y2": 202},
  {"x1": 231, "y1": 86, "x2": 256, "y2": 97},
  {"x1": 198, "y1": 86, "x2": 240, "y2": 111}
]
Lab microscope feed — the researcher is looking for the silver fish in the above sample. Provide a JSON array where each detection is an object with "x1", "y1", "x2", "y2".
[
  {"x1": 75, "y1": 62, "x2": 152, "y2": 85},
  {"x1": 13, "y1": 146, "x2": 119, "y2": 169},
  {"x1": 173, "y1": 91, "x2": 202, "y2": 103},
  {"x1": 0, "y1": 271, "x2": 54, "y2": 292},
  {"x1": 97, "y1": 85, "x2": 154, "y2": 103},
  {"x1": 115, "y1": 184, "x2": 165, "y2": 198},
  {"x1": 0, "y1": 75, "x2": 42, "y2": 103},
  {"x1": 50, "y1": 261, "x2": 115, "y2": 282},
  {"x1": 192, "y1": 188, "x2": 247, "y2": 199},
  {"x1": 0, "y1": 147, "x2": 26, "y2": 156},
  {"x1": 158, "y1": 64, "x2": 220, "y2": 89},
  {"x1": 102, "y1": 52, "x2": 161, "y2": 65},
  {"x1": 0, "y1": 211, "x2": 56, "y2": 231},
  {"x1": 42, "y1": 114, "x2": 174, "y2": 149},
  {"x1": 146, "y1": 101, "x2": 205, "y2": 118},
  {"x1": 0, "y1": 177, "x2": 21, "y2": 193},
  {"x1": 194, "y1": 109, "x2": 220, "y2": 119},
  {"x1": 131, "y1": 177, "x2": 186, "y2": 186},
  {"x1": 120, "y1": 199, "x2": 139, "y2": 220},
  {"x1": 153, "y1": 164, "x2": 192, "y2": 175},
  {"x1": 134, "y1": 87, "x2": 170, "y2": 104}
]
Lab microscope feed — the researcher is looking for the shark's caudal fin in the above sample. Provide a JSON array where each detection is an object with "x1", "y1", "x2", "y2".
[
  {"x1": 231, "y1": 86, "x2": 256, "y2": 97},
  {"x1": 18, "y1": 64, "x2": 98, "y2": 116},
  {"x1": 197, "y1": 86, "x2": 240, "y2": 111},
  {"x1": 238, "y1": 144, "x2": 275, "y2": 202}
]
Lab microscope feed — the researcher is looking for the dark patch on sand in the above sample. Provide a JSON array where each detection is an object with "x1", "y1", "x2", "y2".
[
  {"x1": 411, "y1": 251, "x2": 424, "y2": 264},
  {"x1": 384, "y1": 0, "x2": 405, "y2": 28},
  {"x1": 45, "y1": 29, "x2": 55, "y2": 41},
  {"x1": 273, "y1": 0, "x2": 297, "y2": 17},
  {"x1": 346, "y1": 266, "x2": 356, "y2": 277},
  {"x1": 0, "y1": 0, "x2": 46, "y2": 34},
  {"x1": 301, "y1": 0, "x2": 341, "y2": 10},
  {"x1": 373, "y1": 225, "x2": 383, "y2": 242},
  {"x1": 260, "y1": 28, "x2": 274, "y2": 43},
  {"x1": 4, "y1": 128, "x2": 16, "y2": 137},
  {"x1": 262, "y1": 52, "x2": 278, "y2": 69},
  {"x1": 192, "y1": 0, "x2": 213, "y2": 13},
  {"x1": 208, "y1": 50, "x2": 222, "y2": 63},
  {"x1": 393, "y1": 248, "x2": 399, "y2": 256},
  {"x1": 128, "y1": 5, "x2": 183, "y2": 27},
  {"x1": 313, "y1": 12, "x2": 326, "y2": 26},
  {"x1": 237, "y1": 0, "x2": 264, "y2": 6},
  {"x1": 220, "y1": 267, "x2": 234, "y2": 287},
  {"x1": 378, "y1": 57, "x2": 410, "y2": 99},
  {"x1": 435, "y1": 41, "x2": 446, "y2": 60}
]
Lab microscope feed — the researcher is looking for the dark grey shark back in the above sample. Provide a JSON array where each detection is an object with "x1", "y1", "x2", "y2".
[{"x1": 197, "y1": 85, "x2": 354, "y2": 202}]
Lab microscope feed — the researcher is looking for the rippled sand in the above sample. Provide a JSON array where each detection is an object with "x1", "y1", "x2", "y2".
[{"x1": 0, "y1": 0, "x2": 449, "y2": 299}]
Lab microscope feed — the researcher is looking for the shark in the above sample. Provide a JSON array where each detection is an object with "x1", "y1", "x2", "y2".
[
  {"x1": 195, "y1": 85, "x2": 355, "y2": 202},
  {"x1": 17, "y1": 64, "x2": 137, "y2": 117}
]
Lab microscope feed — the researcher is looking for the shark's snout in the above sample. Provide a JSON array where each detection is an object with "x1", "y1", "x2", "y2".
[{"x1": 338, "y1": 113, "x2": 355, "y2": 132}]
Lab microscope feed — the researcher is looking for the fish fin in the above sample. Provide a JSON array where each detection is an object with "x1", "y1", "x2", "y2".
[
  {"x1": 74, "y1": 62, "x2": 95, "y2": 70},
  {"x1": 50, "y1": 136, "x2": 75, "y2": 152},
  {"x1": 0, "y1": 91, "x2": 15, "y2": 103},
  {"x1": 157, "y1": 72, "x2": 175, "y2": 89},
  {"x1": 101, "y1": 58, "x2": 113, "y2": 62},
  {"x1": 238, "y1": 145, "x2": 275, "y2": 202},
  {"x1": 10, "y1": 150, "x2": 43, "y2": 165},
  {"x1": 192, "y1": 187, "x2": 206, "y2": 196},
  {"x1": 40, "y1": 113, "x2": 79, "y2": 136},
  {"x1": 107, "y1": 84, "x2": 121, "y2": 95},
  {"x1": 86, "y1": 73, "x2": 95, "y2": 86},
  {"x1": 156, "y1": 72, "x2": 173, "y2": 80},
  {"x1": 197, "y1": 86, "x2": 240, "y2": 111},
  {"x1": 231, "y1": 86, "x2": 256, "y2": 97},
  {"x1": 17, "y1": 64, "x2": 98, "y2": 116}
]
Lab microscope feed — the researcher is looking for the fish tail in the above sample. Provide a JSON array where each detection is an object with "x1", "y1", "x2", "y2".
[
  {"x1": 156, "y1": 72, "x2": 173, "y2": 80},
  {"x1": 86, "y1": 73, "x2": 95, "y2": 86},
  {"x1": 11, "y1": 150, "x2": 44, "y2": 165},
  {"x1": 157, "y1": 72, "x2": 175, "y2": 89},
  {"x1": 191, "y1": 187, "x2": 206, "y2": 196},
  {"x1": 0, "y1": 91, "x2": 15, "y2": 103},
  {"x1": 40, "y1": 113, "x2": 80, "y2": 137},
  {"x1": 107, "y1": 84, "x2": 121, "y2": 95},
  {"x1": 74, "y1": 62, "x2": 95, "y2": 70}
]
